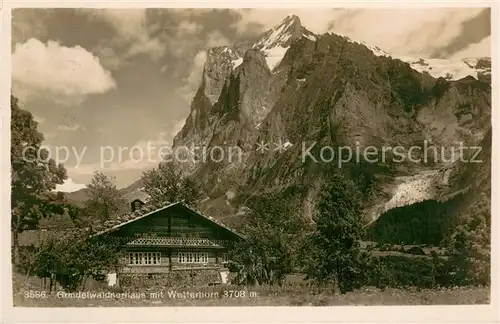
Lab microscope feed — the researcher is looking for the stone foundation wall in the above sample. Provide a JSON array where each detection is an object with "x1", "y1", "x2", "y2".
[{"x1": 119, "y1": 269, "x2": 222, "y2": 290}]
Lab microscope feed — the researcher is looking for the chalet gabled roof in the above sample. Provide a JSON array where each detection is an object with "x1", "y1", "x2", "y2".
[{"x1": 92, "y1": 201, "x2": 245, "y2": 240}]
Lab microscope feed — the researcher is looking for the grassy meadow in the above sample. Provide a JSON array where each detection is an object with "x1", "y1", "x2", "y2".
[{"x1": 12, "y1": 273, "x2": 489, "y2": 307}]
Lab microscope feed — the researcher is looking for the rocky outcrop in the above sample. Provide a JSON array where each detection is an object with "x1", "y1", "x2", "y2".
[
  {"x1": 202, "y1": 47, "x2": 242, "y2": 105},
  {"x1": 164, "y1": 15, "x2": 491, "y2": 230}
]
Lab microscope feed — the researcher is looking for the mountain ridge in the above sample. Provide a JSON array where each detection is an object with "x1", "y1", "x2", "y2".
[
  {"x1": 65, "y1": 15, "x2": 491, "y2": 239},
  {"x1": 167, "y1": 15, "x2": 491, "y2": 229}
]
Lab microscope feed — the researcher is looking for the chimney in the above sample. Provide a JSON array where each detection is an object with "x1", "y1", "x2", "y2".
[{"x1": 131, "y1": 199, "x2": 145, "y2": 212}]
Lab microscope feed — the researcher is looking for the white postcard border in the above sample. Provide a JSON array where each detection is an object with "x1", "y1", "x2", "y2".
[{"x1": 1, "y1": 1, "x2": 498, "y2": 323}]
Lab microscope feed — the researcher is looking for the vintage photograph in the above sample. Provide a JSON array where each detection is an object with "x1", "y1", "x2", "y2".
[{"x1": 8, "y1": 7, "x2": 492, "y2": 308}]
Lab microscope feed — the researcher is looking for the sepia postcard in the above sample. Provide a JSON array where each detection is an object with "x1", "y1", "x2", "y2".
[{"x1": 1, "y1": 1, "x2": 498, "y2": 323}]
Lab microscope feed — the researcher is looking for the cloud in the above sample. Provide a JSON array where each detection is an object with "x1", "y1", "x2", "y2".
[
  {"x1": 232, "y1": 9, "x2": 336, "y2": 35},
  {"x1": 68, "y1": 132, "x2": 172, "y2": 175},
  {"x1": 431, "y1": 8, "x2": 491, "y2": 58},
  {"x1": 55, "y1": 178, "x2": 87, "y2": 193},
  {"x1": 108, "y1": 133, "x2": 170, "y2": 171},
  {"x1": 162, "y1": 32, "x2": 204, "y2": 60},
  {"x1": 178, "y1": 50, "x2": 207, "y2": 102},
  {"x1": 450, "y1": 36, "x2": 491, "y2": 59},
  {"x1": 12, "y1": 39, "x2": 116, "y2": 106},
  {"x1": 174, "y1": 28, "x2": 236, "y2": 103},
  {"x1": 119, "y1": 122, "x2": 185, "y2": 170},
  {"x1": 188, "y1": 50, "x2": 207, "y2": 83},
  {"x1": 85, "y1": 10, "x2": 208, "y2": 72},
  {"x1": 11, "y1": 9, "x2": 53, "y2": 45},
  {"x1": 169, "y1": 119, "x2": 186, "y2": 138},
  {"x1": 177, "y1": 20, "x2": 204, "y2": 35},
  {"x1": 82, "y1": 9, "x2": 166, "y2": 61},
  {"x1": 32, "y1": 114, "x2": 46, "y2": 124},
  {"x1": 233, "y1": 8, "x2": 489, "y2": 58},
  {"x1": 329, "y1": 8, "x2": 488, "y2": 57},
  {"x1": 131, "y1": 132, "x2": 171, "y2": 153},
  {"x1": 70, "y1": 120, "x2": 186, "y2": 174},
  {"x1": 67, "y1": 164, "x2": 100, "y2": 176},
  {"x1": 206, "y1": 30, "x2": 231, "y2": 48},
  {"x1": 57, "y1": 124, "x2": 85, "y2": 132},
  {"x1": 93, "y1": 46, "x2": 125, "y2": 71},
  {"x1": 127, "y1": 37, "x2": 165, "y2": 60}
]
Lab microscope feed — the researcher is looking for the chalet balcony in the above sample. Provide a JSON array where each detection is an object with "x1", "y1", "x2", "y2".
[{"x1": 121, "y1": 236, "x2": 232, "y2": 248}]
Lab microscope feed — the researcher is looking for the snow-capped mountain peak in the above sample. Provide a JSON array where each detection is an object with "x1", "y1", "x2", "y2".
[
  {"x1": 254, "y1": 14, "x2": 312, "y2": 50},
  {"x1": 338, "y1": 34, "x2": 491, "y2": 81},
  {"x1": 398, "y1": 55, "x2": 491, "y2": 81},
  {"x1": 199, "y1": 15, "x2": 490, "y2": 109},
  {"x1": 253, "y1": 15, "x2": 317, "y2": 71}
]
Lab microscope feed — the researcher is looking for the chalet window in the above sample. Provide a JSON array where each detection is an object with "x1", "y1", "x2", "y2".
[
  {"x1": 178, "y1": 252, "x2": 208, "y2": 264},
  {"x1": 127, "y1": 252, "x2": 161, "y2": 265},
  {"x1": 201, "y1": 253, "x2": 208, "y2": 263},
  {"x1": 221, "y1": 252, "x2": 229, "y2": 264}
]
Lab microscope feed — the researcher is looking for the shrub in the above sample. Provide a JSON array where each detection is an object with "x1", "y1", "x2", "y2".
[{"x1": 366, "y1": 255, "x2": 454, "y2": 289}]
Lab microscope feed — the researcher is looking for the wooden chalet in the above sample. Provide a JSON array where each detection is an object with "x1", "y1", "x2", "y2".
[{"x1": 93, "y1": 201, "x2": 244, "y2": 277}]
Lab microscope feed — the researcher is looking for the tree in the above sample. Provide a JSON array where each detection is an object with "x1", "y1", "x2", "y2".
[
  {"x1": 446, "y1": 190, "x2": 491, "y2": 286},
  {"x1": 307, "y1": 173, "x2": 370, "y2": 293},
  {"x1": 30, "y1": 228, "x2": 123, "y2": 291},
  {"x1": 17, "y1": 200, "x2": 82, "y2": 291},
  {"x1": 20, "y1": 171, "x2": 126, "y2": 291},
  {"x1": 141, "y1": 162, "x2": 203, "y2": 208},
  {"x1": 231, "y1": 187, "x2": 311, "y2": 285},
  {"x1": 81, "y1": 171, "x2": 126, "y2": 224},
  {"x1": 10, "y1": 95, "x2": 67, "y2": 263}
]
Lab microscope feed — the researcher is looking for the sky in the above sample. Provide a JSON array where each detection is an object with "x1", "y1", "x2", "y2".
[{"x1": 11, "y1": 8, "x2": 491, "y2": 191}]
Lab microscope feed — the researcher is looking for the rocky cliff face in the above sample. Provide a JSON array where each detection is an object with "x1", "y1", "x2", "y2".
[{"x1": 169, "y1": 15, "x2": 491, "y2": 230}]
